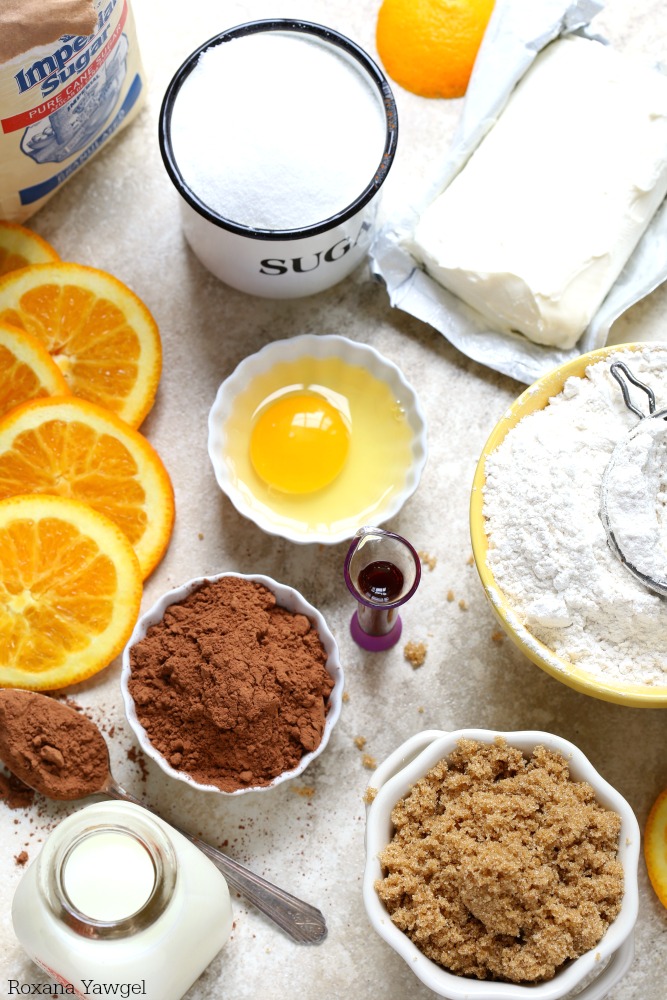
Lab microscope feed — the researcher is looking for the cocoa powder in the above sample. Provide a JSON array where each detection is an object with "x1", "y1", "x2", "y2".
[
  {"x1": 128, "y1": 576, "x2": 334, "y2": 792},
  {"x1": 0, "y1": 771, "x2": 34, "y2": 810},
  {"x1": 0, "y1": 690, "x2": 109, "y2": 800}
]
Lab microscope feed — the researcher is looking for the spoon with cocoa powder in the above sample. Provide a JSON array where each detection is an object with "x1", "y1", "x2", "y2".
[{"x1": 0, "y1": 689, "x2": 327, "y2": 944}]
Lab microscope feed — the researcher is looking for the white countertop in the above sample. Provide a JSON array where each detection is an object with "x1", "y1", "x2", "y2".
[{"x1": 1, "y1": 1, "x2": 667, "y2": 997}]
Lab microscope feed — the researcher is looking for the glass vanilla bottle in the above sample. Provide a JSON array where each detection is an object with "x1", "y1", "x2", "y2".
[{"x1": 12, "y1": 800, "x2": 233, "y2": 999}]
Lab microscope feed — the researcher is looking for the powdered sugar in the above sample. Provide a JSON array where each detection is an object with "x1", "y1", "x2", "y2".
[
  {"x1": 601, "y1": 415, "x2": 667, "y2": 590},
  {"x1": 483, "y1": 346, "x2": 667, "y2": 686}
]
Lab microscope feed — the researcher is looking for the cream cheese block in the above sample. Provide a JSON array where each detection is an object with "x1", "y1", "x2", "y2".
[{"x1": 409, "y1": 36, "x2": 667, "y2": 349}]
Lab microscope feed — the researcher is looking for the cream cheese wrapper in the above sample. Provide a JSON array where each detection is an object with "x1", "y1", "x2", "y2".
[
  {"x1": 0, "y1": 0, "x2": 145, "y2": 223},
  {"x1": 410, "y1": 37, "x2": 667, "y2": 351},
  {"x1": 370, "y1": 0, "x2": 667, "y2": 385}
]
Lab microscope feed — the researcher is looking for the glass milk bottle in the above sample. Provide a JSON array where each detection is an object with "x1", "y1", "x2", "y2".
[{"x1": 12, "y1": 800, "x2": 233, "y2": 999}]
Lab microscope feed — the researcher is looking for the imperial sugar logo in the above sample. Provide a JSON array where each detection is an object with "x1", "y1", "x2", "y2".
[{"x1": 13, "y1": 0, "x2": 119, "y2": 99}]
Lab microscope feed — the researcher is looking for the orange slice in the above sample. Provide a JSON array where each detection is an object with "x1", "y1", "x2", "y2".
[
  {"x1": 0, "y1": 262, "x2": 162, "y2": 428},
  {"x1": 0, "y1": 321, "x2": 70, "y2": 419},
  {"x1": 0, "y1": 493, "x2": 142, "y2": 690},
  {"x1": 0, "y1": 396, "x2": 174, "y2": 579},
  {"x1": 0, "y1": 221, "x2": 60, "y2": 277},
  {"x1": 645, "y1": 787, "x2": 667, "y2": 909}
]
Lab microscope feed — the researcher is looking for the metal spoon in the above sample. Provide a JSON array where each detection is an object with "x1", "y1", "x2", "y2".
[
  {"x1": 98, "y1": 774, "x2": 327, "y2": 944},
  {"x1": 0, "y1": 690, "x2": 327, "y2": 944},
  {"x1": 599, "y1": 361, "x2": 667, "y2": 597}
]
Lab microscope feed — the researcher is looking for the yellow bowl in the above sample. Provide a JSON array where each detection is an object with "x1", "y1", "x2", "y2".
[{"x1": 470, "y1": 342, "x2": 667, "y2": 708}]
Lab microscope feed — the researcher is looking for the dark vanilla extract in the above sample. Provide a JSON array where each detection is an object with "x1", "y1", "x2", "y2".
[{"x1": 358, "y1": 560, "x2": 404, "y2": 603}]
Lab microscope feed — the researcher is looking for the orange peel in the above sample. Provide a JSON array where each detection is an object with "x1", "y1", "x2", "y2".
[
  {"x1": 376, "y1": 0, "x2": 495, "y2": 99},
  {"x1": 645, "y1": 787, "x2": 667, "y2": 909}
]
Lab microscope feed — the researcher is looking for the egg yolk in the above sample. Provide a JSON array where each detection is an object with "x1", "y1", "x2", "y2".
[{"x1": 249, "y1": 393, "x2": 350, "y2": 494}]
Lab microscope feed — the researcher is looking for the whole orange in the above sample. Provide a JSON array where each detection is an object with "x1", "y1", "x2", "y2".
[{"x1": 376, "y1": 0, "x2": 496, "y2": 98}]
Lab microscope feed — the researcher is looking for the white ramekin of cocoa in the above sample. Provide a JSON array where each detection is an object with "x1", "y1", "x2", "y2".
[
  {"x1": 363, "y1": 729, "x2": 639, "y2": 1000},
  {"x1": 121, "y1": 572, "x2": 343, "y2": 795}
]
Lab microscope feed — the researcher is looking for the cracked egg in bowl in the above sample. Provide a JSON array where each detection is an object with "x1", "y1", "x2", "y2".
[{"x1": 207, "y1": 334, "x2": 427, "y2": 544}]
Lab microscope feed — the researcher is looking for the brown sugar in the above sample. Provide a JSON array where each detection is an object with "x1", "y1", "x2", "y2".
[
  {"x1": 404, "y1": 640, "x2": 427, "y2": 668},
  {"x1": 291, "y1": 785, "x2": 316, "y2": 798},
  {"x1": 375, "y1": 739, "x2": 623, "y2": 984}
]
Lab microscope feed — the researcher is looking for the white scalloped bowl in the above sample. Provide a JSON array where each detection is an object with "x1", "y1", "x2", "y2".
[
  {"x1": 364, "y1": 729, "x2": 639, "y2": 1000},
  {"x1": 121, "y1": 571, "x2": 344, "y2": 795},
  {"x1": 207, "y1": 334, "x2": 428, "y2": 544}
]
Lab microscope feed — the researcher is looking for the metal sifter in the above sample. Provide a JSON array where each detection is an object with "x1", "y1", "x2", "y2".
[{"x1": 599, "y1": 361, "x2": 667, "y2": 597}]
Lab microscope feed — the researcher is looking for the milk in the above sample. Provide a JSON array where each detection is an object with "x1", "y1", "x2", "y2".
[
  {"x1": 12, "y1": 801, "x2": 233, "y2": 1000},
  {"x1": 62, "y1": 829, "x2": 157, "y2": 922}
]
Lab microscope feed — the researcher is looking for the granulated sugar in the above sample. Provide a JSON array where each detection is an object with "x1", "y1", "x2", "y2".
[
  {"x1": 169, "y1": 31, "x2": 387, "y2": 230},
  {"x1": 483, "y1": 345, "x2": 667, "y2": 686}
]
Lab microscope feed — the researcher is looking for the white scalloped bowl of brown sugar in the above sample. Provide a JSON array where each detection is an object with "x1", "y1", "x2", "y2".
[
  {"x1": 120, "y1": 571, "x2": 343, "y2": 795},
  {"x1": 363, "y1": 729, "x2": 639, "y2": 1000}
]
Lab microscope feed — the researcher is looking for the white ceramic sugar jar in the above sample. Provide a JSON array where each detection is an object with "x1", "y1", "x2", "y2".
[
  {"x1": 12, "y1": 800, "x2": 233, "y2": 999},
  {"x1": 159, "y1": 19, "x2": 398, "y2": 298}
]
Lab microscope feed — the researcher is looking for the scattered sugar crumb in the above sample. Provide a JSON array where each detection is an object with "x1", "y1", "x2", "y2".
[
  {"x1": 458, "y1": 599, "x2": 468, "y2": 611},
  {"x1": 404, "y1": 640, "x2": 427, "y2": 668},
  {"x1": 363, "y1": 786, "x2": 378, "y2": 804},
  {"x1": 362, "y1": 754, "x2": 377, "y2": 770},
  {"x1": 342, "y1": 691, "x2": 350, "y2": 703},
  {"x1": 198, "y1": 532, "x2": 204, "y2": 540},
  {"x1": 418, "y1": 706, "x2": 425, "y2": 713},
  {"x1": 446, "y1": 589, "x2": 455, "y2": 602},
  {"x1": 492, "y1": 631, "x2": 505, "y2": 643},
  {"x1": 418, "y1": 550, "x2": 437, "y2": 571},
  {"x1": 466, "y1": 554, "x2": 474, "y2": 566},
  {"x1": 354, "y1": 736, "x2": 367, "y2": 750},
  {"x1": 291, "y1": 785, "x2": 316, "y2": 798}
]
